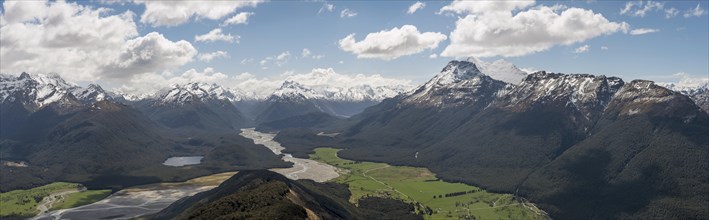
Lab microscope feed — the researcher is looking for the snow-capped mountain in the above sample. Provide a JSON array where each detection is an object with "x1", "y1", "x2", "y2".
[
  {"x1": 1, "y1": 72, "x2": 116, "y2": 111},
  {"x1": 495, "y1": 72, "x2": 625, "y2": 119},
  {"x1": 73, "y1": 84, "x2": 110, "y2": 104},
  {"x1": 403, "y1": 60, "x2": 507, "y2": 108},
  {"x1": 1, "y1": 73, "x2": 82, "y2": 111},
  {"x1": 270, "y1": 80, "x2": 325, "y2": 101},
  {"x1": 467, "y1": 57, "x2": 527, "y2": 84},
  {"x1": 136, "y1": 82, "x2": 251, "y2": 130},
  {"x1": 150, "y1": 82, "x2": 243, "y2": 106}
]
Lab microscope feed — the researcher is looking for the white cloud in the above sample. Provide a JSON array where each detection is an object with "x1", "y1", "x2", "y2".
[
  {"x1": 665, "y1": 7, "x2": 679, "y2": 18},
  {"x1": 195, "y1": 28, "x2": 238, "y2": 43},
  {"x1": 407, "y1": 2, "x2": 426, "y2": 14},
  {"x1": 198, "y1": 51, "x2": 229, "y2": 62},
  {"x1": 319, "y1": 3, "x2": 335, "y2": 14},
  {"x1": 439, "y1": 0, "x2": 535, "y2": 15},
  {"x1": 301, "y1": 48, "x2": 324, "y2": 59},
  {"x1": 440, "y1": 1, "x2": 629, "y2": 58},
  {"x1": 340, "y1": 8, "x2": 357, "y2": 18},
  {"x1": 0, "y1": 0, "x2": 163, "y2": 82},
  {"x1": 240, "y1": 58, "x2": 254, "y2": 64},
  {"x1": 338, "y1": 25, "x2": 447, "y2": 60},
  {"x1": 574, "y1": 44, "x2": 590, "y2": 53},
  {"x1": 601, "y1": 46, "x2": 609, "y2": 50},
  {"x1": 684, "y1": 3, "x2": 706, "y2": 18},
  {"x1": 222, "y1": 12, "x2": 254, "y2": 26},
  {"x1": 620, "y1": 1, "x2": 664, "y2": 17},
  {"x1": 260, "y1": 51, "x2": 291, "y2": 67},
  {"x1": 429, "y1": 54, "x2": 438, "y2": 59},
  {"x1": 630, "y1": 28, "x2": 660, "y2": 35},
  {"x1": 102, "y1": 32, "x2": 197, "y2": 78},
  {"x1": 135, "y1": 0, "x2": 263, "y2": 27}
]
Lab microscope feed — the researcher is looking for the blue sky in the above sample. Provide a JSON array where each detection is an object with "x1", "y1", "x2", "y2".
[{"x1": 1, "y1": 0, "x2": 707, "y2": 94}]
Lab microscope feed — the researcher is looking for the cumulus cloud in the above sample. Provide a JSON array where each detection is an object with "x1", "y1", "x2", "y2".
[
  {"x1": 620, "y1": 1, "x2": 664, "y2": 17},
  {"x1": 429, "y1": 54, "x2": 438, "y2": 59},
  {"x1": 630, "y1": 28, "x2": 660, "y2": 35},
  {"x1": 574, "y1": 45, "x2": 590, "y2": 53},
  {"x1": 407, "y1": 2, "x2": 425, "y2": 14},
  {"x1": 340, "y1": 8, "x2": 357, "y2": 18},
  {"x1": 101, "y1": 32, "x2": 197, "y2": 78},
  {"x1": 195, "y1": 28, "x2": 238, "y2": 43},
  {"x1": 222, "y1": 12, "x2": 254, "y2": 26},
  {"x1": 198, "y1": 51, "x2": 229, "y2": 62},
  {"x1": 0, "y1": 0, "x2": 156, "y2": 82},
  {"x1": 338, "y1": 25, "x2": 447, "y2": 60},
  {"x1": 302, "y1": 48, "x2": 312, "y2": 58},
  {"x1": 684, "y1": 3, "x2": 706, "y2": 18},
  {"x1": 439, "y1": 0, "x2": 629, "y2": 57},
  {"x1": 135, "y1": 0, "x2": 263, "y2": 27}
]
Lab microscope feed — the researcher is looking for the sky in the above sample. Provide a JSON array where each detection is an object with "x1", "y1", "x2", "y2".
[{"x1": 1, "y1": 0, "x2": 708, "y2": 96}]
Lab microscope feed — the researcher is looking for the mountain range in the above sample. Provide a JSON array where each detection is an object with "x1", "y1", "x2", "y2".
[
  {"x1": 1, "y1": 59, "x2": 708, "y2": 219},
  {"x1": 332, "y1": 60, "x2": 708, "y2": 219}
]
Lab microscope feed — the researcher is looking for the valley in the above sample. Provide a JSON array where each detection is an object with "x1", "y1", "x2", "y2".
[
  {"x1": 310, "y1": 148, "x2": 547, "y2": 220},
  {"x1": 239, "y1": 128, "x2": 546, "y2": 219},
  {"x1": 240, "y1": 128, "x2": 340, "y2": 182}
]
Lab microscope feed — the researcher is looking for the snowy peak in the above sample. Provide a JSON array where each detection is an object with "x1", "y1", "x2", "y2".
[
  {"x1": 497, "y1": 71, "x2": 624, "y2": 117},
  {"x1": 403, "y1": 60, "x2": 506, "y2": 108},
  {"x1": 73, "y1": 84, "x2": 109, "y2": 104},
  {"x1": 0, "y1": 72, "x2": 81, "y2": 111},
  {"x1": 270, "y1": 80, "x2": 323, "y2": 101},
  {"x1": 435, "y1": 60, "x2": 484, "y2": 84},
  {"x1": 153, "y1": 82, "x2": 239, "y2": 106},
  {"x1": 467, "y1": 57, "x2": 527, "y2": 84}
]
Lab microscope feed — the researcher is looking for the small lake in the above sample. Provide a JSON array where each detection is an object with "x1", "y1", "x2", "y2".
[{"x1": 163, "y1": 156, "x2": 203, "y2": 167}]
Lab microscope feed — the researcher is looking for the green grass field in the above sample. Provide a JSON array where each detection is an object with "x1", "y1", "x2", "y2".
[
  {"x1": 0, "y1": 182, "x2": 109, "y2": 217},
  {"x1": 310, "y1": 148, "x2": 546, "y2": 220},
  {"x1": 50, "y1": 189, "x2": 112, "y2": 210}
]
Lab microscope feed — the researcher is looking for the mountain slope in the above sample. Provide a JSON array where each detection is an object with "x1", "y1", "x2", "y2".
[
  {"x1": 337, "y1": 60, "x2": 709, "y2": 219},
  {"x1": 152, "y1": 170, "x2": 422, "y2": 220}
]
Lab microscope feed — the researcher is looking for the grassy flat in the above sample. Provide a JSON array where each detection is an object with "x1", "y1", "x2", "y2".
[
  {"x1": 50, "y1": 189, "x2": 112, "y2": 210},
  {"x1": 0, "y1": 182, "x2": 108, "y2": 218},
  {"x1": 310, "y1": 148, "x2": 546, "y2": 219}
]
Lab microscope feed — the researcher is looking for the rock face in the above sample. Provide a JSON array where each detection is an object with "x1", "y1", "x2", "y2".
[{"x1": 339, "y1": 59, "x2": 709, "y2": 219}]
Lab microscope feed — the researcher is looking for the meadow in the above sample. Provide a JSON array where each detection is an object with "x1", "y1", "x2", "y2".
[
  {"x1": 0, "y1": 182, "x2": 109, "y2": 217},
  {"x1": 310, "y1": 148, "x2": 546, "y2": 219}
]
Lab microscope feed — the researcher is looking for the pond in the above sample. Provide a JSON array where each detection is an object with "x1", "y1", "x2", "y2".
[{"x1": 162, "y1": 156, "x2": 203, "y2": 167}]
